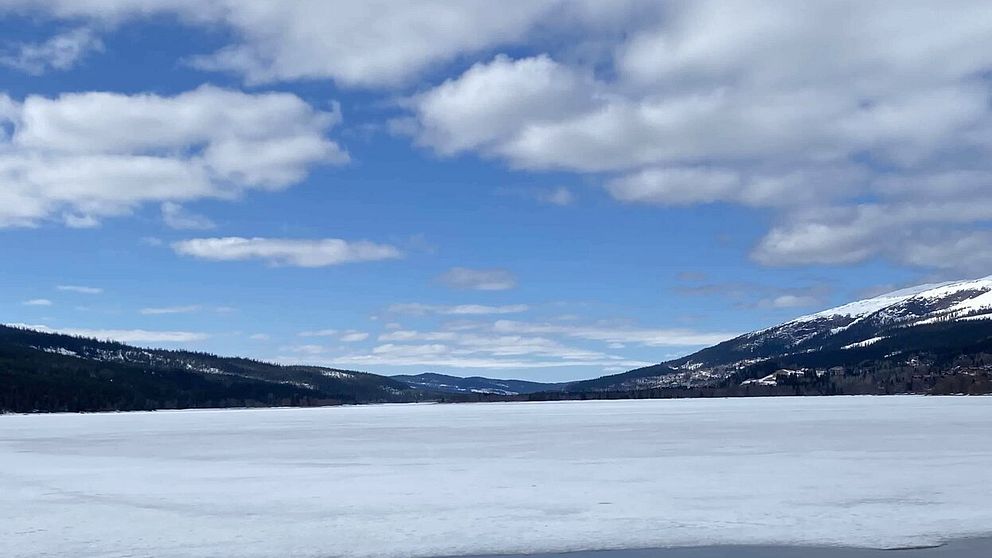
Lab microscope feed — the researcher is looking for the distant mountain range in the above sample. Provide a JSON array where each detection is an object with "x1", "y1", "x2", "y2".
[
  {"x1": 392, "y1": 276, "x2": 992, "y2": 397},
  {"x1": 5, "y1": 276, "x2": 992, "y2": 412},
  {"x1": 390, "y1": 373, "x2": 562, "y2": 395}
]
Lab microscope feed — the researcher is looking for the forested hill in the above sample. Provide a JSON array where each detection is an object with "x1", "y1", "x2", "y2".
[
  {"x1": 556, "y1": 278, "x2": 992, "y2": 396},
  {"x1": 0, "y1": 325, "x2": 416, "y2": 413},
  {"x1": 10, "y1": 274, "x2": 992, "y2": 415}
]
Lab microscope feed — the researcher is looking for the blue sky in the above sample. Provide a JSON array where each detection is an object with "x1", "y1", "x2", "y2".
[{"x1": 1, "y1": 1, "x2": 989, "y2": 381}]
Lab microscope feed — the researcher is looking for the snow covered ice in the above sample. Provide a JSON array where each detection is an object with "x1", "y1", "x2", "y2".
[{"x1": 3, "y1": 397, "x2": 992, "y2": 558}]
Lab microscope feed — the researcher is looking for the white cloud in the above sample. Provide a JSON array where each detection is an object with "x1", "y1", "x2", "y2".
[
  {"x1": 607, "y1": 167, "x2": 740, "y2": 206},
  {"x1": 22, "y1": 298, "x2": 52, "y2": 306},
  {"x1": 438, "y1": 267, "x2": 516, "y2": 291},
  {"x1": 751, "y1": 195, "x2": 992, "y2": 270},
  {"x1": 0, "y1": 27, "x2": 103, "y2": 75},
  {"x1": 398, "y1": 2, "x2": 992, "y2": 273},
  {"x1": 139, "y1": 305, "x2": 201, "y2": 315},
  {"x1": 378, "y1": 330, "x2": 458, "y2": 342},
  {"x1": 298, "y1": 329, "x2": 338, "y2": 338},
  {"x1": 6, "y1": 2, "x2": 991, "y2": 272},
  {"x1": 388, "y1": 303, "x2": 529, "y2": 316},
  {"x1": 339, "y1": 331, "x2": 369, "y2": 343},
  {"x1": 491, "y1": 320, "x2": 737, "y2": 347},
  {"x1": 0, "y1": 85, "x2": 346, "y2": 228},
  {"x1": 324, "y1": 315, "x2": 736, "y2": 371},
  {"x1": 56, "y1": 285, "x2": 102, "y2": 294},
  {"x1": 410, "y1": 54, "x2": 597, "y2": 155},
  {"x1": 248, "y1": 333, "x2": 271, "y2": 341},
  {"x1": 330, "y1": 332, "x2": 653, "y2": 370},
  {"x1": 185, "y1": 2, "x2": 572, "y2": 87},
  {"x1": 172, "y1": 237, "x2": 401, "y2": 267},
  {"x1": 161, "y1": 202, "x2": 216, "y2": 230},
  {"x1": 10, "y1": 323, "x2": 208, "y2": 343},
  {"x1": 0, "y1": 1, "x2": 637, "y2": 87},
  {"x1": 295, "y1": 329, "x2": 367, "y2": 342},
  {"x1": 275, "y1": 309, "x2": 739, "y2": 371}
]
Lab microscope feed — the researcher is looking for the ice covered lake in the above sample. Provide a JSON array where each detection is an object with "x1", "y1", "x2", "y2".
[{"x1": 3, "y1": 397, "x2": 991, "y2": 558}]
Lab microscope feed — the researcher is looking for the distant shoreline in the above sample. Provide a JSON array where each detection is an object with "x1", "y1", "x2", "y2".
[
  {"x1": 457, "y1": 537, "x2": 992, "y2": 558},
  {"x1": 3, "y1": 392, "x2": 991, "y2": 417}
]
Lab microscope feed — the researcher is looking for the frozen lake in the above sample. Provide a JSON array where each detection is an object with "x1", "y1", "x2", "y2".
[{"x1": 2, "y1": 397, "x2": 991, "y2": 558}]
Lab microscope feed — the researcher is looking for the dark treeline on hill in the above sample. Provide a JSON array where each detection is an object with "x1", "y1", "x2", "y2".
[
  {"x1": 3, "y1": 313, "x2": 992, "y2": 413},
  {"x1": 0, "y1": 325, "x2": 425, "y2": 413}
]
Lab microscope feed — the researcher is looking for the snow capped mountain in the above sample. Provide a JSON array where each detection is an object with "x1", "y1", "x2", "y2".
[
  {"x1": 578, "y1": 276, "x2": 992, "y2": 392},
  {"x1": 746, "y1": 275, "x2": 992, "y2": 351},
  {"x1": 795, "y1": 277, "x2": 992, "y2": 325}
]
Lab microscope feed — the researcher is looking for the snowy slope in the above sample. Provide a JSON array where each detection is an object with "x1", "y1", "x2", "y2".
[
  {"x1": 795, "y1": 276, "x2": 992, "y2": 326},
  {"x1": 582, "y1": 276, "x2": 992, "y2": 391},
  {"x1": 686, "y1": 275, "x2": 992, "y2": 366}
]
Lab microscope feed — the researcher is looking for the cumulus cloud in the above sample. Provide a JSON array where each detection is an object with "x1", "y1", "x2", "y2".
[
  {"x1": 0, "y1": 85, "x2": 346, "y2": 228},
  {"x1": 751, "y1": 193, "x2": 992, "y2": 271},
  {"x1": 0, "y1": 0, "x2": 636, "y2": 87},
  {"x1": 172, "y1": 237, "x2": 402, "y2": 267},
  {"x1": 607, "y1": 167, "x2": 740, "y2": 205},
  {"x1": 0, "y1": 27, "x2": 103, "y2": 75},
  {"x1": 410, "y1": 54, "x2": 598, "y2": 156},
  {"x1": 6, "y1": 1, "x2": 992, "y2": 272},
  {"x1": 22, "y1": 298, "x2": 52, "y2": 306},
  {"x1": 397, "y1": 1, "x2": 992, "y2": 273},
  {"x1": 438, "y1": 267, "x2": 517, "y2": 291}
]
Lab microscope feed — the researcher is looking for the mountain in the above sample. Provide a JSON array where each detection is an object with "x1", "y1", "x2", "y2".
[
  {"x1": 0, "y1": 324, "x2": 415, "y2": 413},
  {"x1": 8, "y1": 276, "x2": 992, "y2": 414},
  {"x1": 572, "y1": 276, "x2": 992, "y2": 395},
  {"x1": 391, "y1": 372, "x2": 562, "y2": 395}
]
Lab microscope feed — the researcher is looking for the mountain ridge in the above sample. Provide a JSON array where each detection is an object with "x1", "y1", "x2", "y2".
[
  {"x1": 6, "y1": 276, "x2": 992, "y2": 412},
  {"x1": 0, "y1": 324, "x2": 418, "y2": 413},
  {"x1": 576, "y1": 276, "x2": 992, "y2": 393}
]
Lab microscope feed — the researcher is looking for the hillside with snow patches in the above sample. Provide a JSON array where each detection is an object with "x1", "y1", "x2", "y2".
[
  {"x1": 0, "y1": 324, "x2": 414, "y2": 412},
  {"x1": 576, "y1": 276, "x2": 992, "y2": 393},
  {"x1": 6, "y1": 276, "x2": 992, "y2": 412}
]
